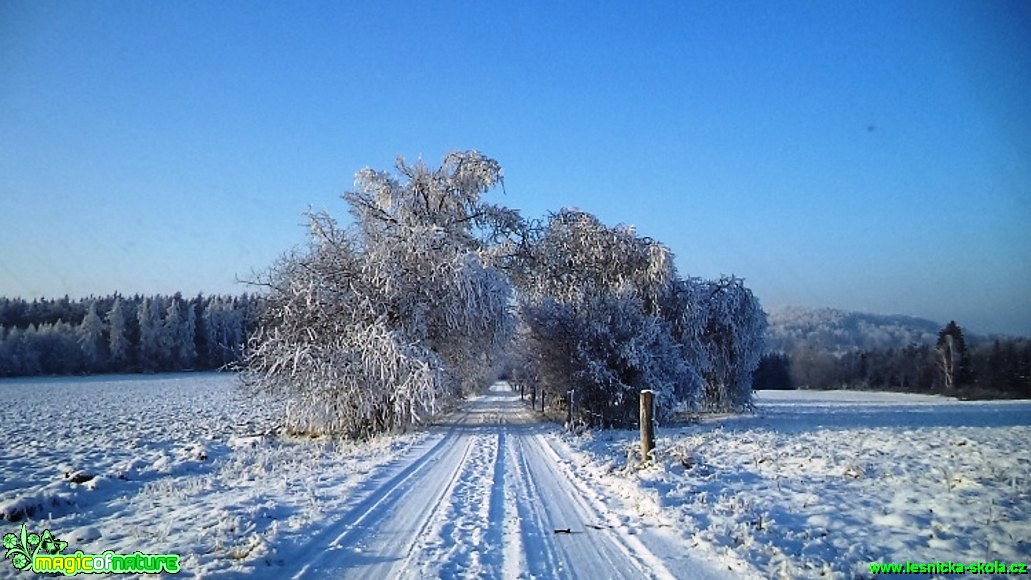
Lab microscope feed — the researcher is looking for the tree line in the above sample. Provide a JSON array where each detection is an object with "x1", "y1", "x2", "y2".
[
  {"x1": 0, "y1": 294, "x2": 259, "y2": 376},
  {"x1": 754, "y1": 321, "x2": 1031, "y2": 399}
]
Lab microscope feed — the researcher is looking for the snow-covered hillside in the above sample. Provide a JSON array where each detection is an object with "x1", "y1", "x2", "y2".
[{"x1": 765, "y1": 305, "x2": 944, "y2": 353}]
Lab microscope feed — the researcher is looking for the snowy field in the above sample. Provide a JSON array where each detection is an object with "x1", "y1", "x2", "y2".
[
  {"x1": 0, "y1": 373, "x2": 431, "y2": 577},
  {"x1": 558, "y1": 389, "x2": 1031, "y2": 578}
]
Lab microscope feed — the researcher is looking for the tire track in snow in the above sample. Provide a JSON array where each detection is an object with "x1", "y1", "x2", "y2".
[
  {"x1": 403, "y1": 404, "x2": 518, "y2": 578},
  {"x1": 401, "y1": 431, "x2": 500, "y2": 578},
  {"x1": 498, "y1": 426, "x2": 532, "y2": 577},
  {"x1": 392, "y1": 432, "x2": 480, "y2": 579},
  {"x1": 510, "y1": 426, "x2": 571, "y2": 578},
  {"x1": 532, "y1": 422, "x2": 734, "y2": 580},
  {"x1": 489, "y1": 427, "x2": 517, "y2": 577},
  {"x1": 507, "y1": 400, "x2": 680, "y2": 580},
  {"x1": 286, "y1": 415, "x2": 475, "y2": 579},
  {"x1": 525, "y1": 431, "x2": 676, "y2": 579}
]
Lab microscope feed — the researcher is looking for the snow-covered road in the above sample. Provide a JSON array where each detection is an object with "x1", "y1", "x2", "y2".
[{"x1": 285, "y1": 383, "x2": 727, "y2": 579}]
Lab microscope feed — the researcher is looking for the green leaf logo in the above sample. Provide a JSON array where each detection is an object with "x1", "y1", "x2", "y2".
[{"x1": 3, "y1": 524, "x2": 68, "y2": 572}]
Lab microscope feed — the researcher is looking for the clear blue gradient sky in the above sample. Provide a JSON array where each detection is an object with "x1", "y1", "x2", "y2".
[{"x1": 1, "y1": 1, "x2": 1029, "y2": 335}]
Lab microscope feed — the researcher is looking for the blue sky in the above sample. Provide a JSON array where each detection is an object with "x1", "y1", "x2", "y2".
[{"x1": 1, "y1": 1, "x2": 1029, "y2": 335}]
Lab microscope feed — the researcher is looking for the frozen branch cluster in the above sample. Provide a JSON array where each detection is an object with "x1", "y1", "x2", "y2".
[{"x1": 242, "y1": 152, "x2": 516, "y2": 437}]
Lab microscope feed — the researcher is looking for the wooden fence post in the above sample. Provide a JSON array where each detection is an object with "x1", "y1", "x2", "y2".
[
  {"x1": 566, "y1": 389, "x2": 574, "y2": 430},
  {"x1": 640, "y1": 390, "x2": 655, "y2": 464}
]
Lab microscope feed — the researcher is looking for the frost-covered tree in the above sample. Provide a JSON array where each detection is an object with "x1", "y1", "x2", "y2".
[
  {"x1": 78, "y1": 301, "x2": 107, "y2": 372},
  {"x1": 243, "y1": 151, "x2": 518, "y2": 437},
  {"x1": 511, "y1": 209, "x2": 766, "y2": 423},
  {"x1": 34, "y1": 321, "x2": 82, "y2": 374},
  {"x1": 202, "y1": 298, "x2": 224, "y2": 367},
  {"x1": 4, "y1": 326, "x2": 41, "y2": 375},
  {"x1": 164, "y1": 298, "x2": 196, "y2": 369},
  {"x1": 203, "y1": 297, "x2": 244, "y2": 368},
  {"x1": 106, "y1": 297, "x2": 131, "y2": 368},
  {"x1": 512, "y1": 210, "x2": 695, "y2": 425},
  {"x1": 511, "y1": 210, "x2": 676, "y2": 312},
  {"x1": 181, "y1": 300, "x2": 198, "y2": 368},
  {"x1": 689, "y1": 276, "x2": 767, "y2": 411},
  {"x1": 137, "y1": 297, "x2": 164, "y2": 371}
]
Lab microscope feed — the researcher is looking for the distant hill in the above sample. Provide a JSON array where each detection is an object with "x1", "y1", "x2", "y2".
[{"x1": 765, "y1": 306, "x2": 943, "y2": 354}]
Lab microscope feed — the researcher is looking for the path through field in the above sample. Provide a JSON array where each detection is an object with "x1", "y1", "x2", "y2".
[{"x1": 284, "y1": 383, "x2": 727, "y2": 579}]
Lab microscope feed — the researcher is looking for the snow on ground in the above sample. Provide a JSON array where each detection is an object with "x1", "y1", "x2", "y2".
[
  {"x1": 0, "y1": 373, "x2": 430, "y2": 577},
  {"x1": 5, "y1": 375, "x2": 1026, "y2": 579},
  {"x1": 1, "y1": 375, "x2": 736, "y2": 579},
  {"x1": 558, "y1": 389, "x2": 1031, "y2": 579}
]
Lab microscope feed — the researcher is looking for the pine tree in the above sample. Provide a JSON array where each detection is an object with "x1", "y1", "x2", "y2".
[
  {"x1": 4, "y1": 326, "x2": 40, "y2": 375},
  {"x1": 203, "y1": 297, "x2": 225, "y2": 367},
  {"x1": 167, "y1": 297, "x2": 197, "y2": 369},
  {"x1": 190, "y1": 294, "x2": 208, "y2": 368},
  {"x1": 137, "y1": 297, "x2": 164, "y2": 372},
  {"x1": 34, "y1": 321, "x2": 81, "y2": 374},
  {"x1": 181, "y1": 301, "x2": 197, "y2": 369},
  {"x1": 107, "y1": 297, "x2": 131, "y2": 370},
  {"x1": 78, "y1": 301, "x2": 106, "y2": 372}
]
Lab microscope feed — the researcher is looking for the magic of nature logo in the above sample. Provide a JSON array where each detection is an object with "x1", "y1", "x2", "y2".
[{"x1": 3, "y1": 523, "x2": 181, "y2": 576}]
